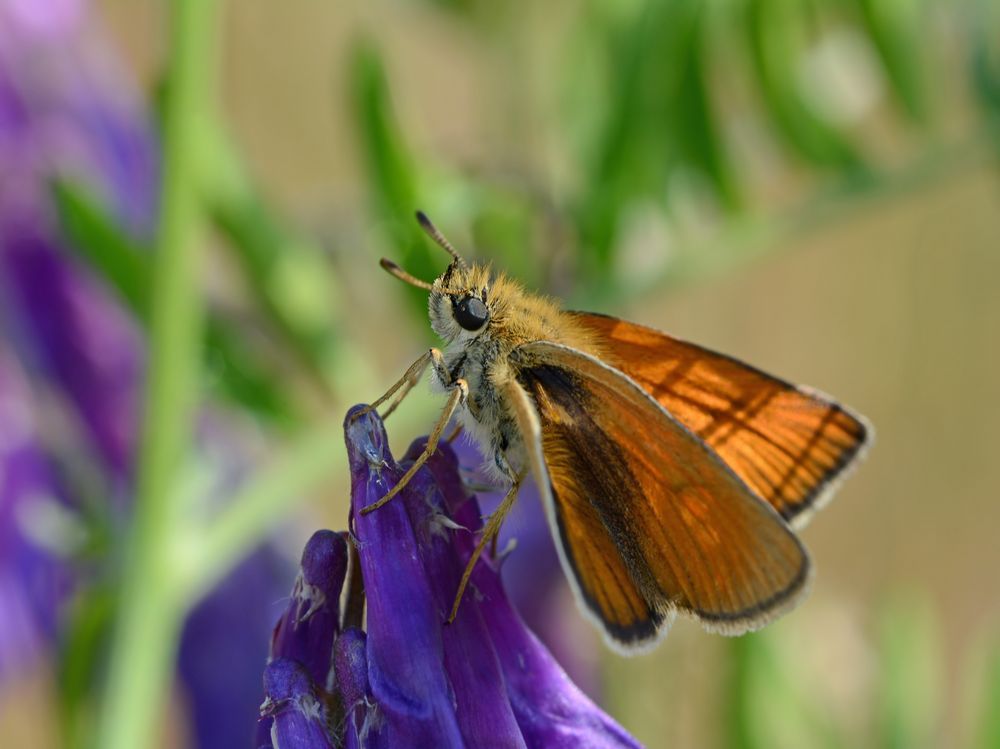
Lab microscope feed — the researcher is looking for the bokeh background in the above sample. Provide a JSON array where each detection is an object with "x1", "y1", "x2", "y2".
[{"x1": 1, "y1": 0, "x2": 999, "y2": 747}]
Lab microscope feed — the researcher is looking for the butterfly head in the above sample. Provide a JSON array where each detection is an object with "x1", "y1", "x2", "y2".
[{"x1": 380, "y1": 211, "x2": 494, "y2": 343}]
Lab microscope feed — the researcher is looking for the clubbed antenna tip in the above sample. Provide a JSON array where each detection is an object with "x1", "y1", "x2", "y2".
[
  {"x1": 415, "y1": 210, "x2": 433, "y2": 231},
  {"x1": 414, "y1": 210, "x2": 467, "y2": 269}
]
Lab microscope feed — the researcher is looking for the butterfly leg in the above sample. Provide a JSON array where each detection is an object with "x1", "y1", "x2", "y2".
[
  {"x1": 352, "y1": 348, "x2": 444, "y2": 422},
  {"x1": 446, "y1": 472, "x2": 524, "y2": 625},
  {"x1": 359, "y1": 376, "x2": 469, "y2": 516}
]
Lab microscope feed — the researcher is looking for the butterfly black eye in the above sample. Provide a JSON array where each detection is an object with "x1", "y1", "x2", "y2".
[{"x1": 453, "y1": 295, "x2": 489, "y2": 331}]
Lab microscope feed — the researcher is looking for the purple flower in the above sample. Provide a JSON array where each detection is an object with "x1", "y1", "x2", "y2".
[
  {"x1": 270, "y1": 529, "x2": 349, "y2": 687},
  {"x1": 179, "y1": 548, "x2": 291, "y2": 749},
  {"x1": 258, "y1": 406, "x2": 642, "y2": 748}
]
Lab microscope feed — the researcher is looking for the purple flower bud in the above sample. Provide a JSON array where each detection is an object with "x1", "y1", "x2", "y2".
[
  {"x1": 271, "y1": 530, "x2": 349, "y2": 688},
  {"x1": 260, "y1": 658, "x2": 336, "y2": 749},
  {"x1": 473, "y1": 550, "x2": 641, "y2": 749},
  {"x1": 333, "y1": 627, "x2": 369, "y2": 749}
]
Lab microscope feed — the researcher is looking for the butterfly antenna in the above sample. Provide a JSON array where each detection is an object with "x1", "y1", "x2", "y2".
[
  {"x1": 380, "y1": 257, "x2": 464, "y2": 296},
  {"x1": 379, "y1": 258, "x2": 435, "y2": 291},
  {"x1": 416, "y1": 210, "x2": 469, "y2": 270}
]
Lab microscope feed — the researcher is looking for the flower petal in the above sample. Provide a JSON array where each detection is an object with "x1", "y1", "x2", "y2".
[
  {"x1": 473, "y1": 549, "x2": 641, "y2": 749},
  {"x1": 402, "y1": 440, "x2": 526, "y2": 748},
  {"x1": 0, "y1": 350, "x2": 72, "y2": 676},
  {"x1": 334, "y1": 627, "x2": 373, "y2": 749},
  {"x1": 435, "y1": 440, "x2": 640, "y2": 749},
  {"x1": 451, "y1": 436, "x2": 602, "y2": 697},
  {"x1": 344, "y1": 406, "x2": 464, "y2": 747}
]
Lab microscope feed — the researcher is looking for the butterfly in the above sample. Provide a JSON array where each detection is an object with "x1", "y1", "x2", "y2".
[{"x1": 356, "y1": 211, "x2": 871, "y2": 653}]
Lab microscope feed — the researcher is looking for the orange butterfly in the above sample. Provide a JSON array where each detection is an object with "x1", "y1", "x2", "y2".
[{"x1": 356, "y1": 212, "x2": 871, "y2": 653}]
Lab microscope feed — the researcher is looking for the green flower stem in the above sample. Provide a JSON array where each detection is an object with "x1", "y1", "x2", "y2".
[{"x1": 95, "y1": 1, "x2": 217, "y2": 747}]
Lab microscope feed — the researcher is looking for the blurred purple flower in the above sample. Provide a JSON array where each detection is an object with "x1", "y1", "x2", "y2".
[
  {"x1": 180, "y1": 548, "x2": 291, "y2": 749},
  {"x1": 257, "y1": 407, "x2": 641, "y2": 748},
  {"x1": 0, "y1": 349, "x2": 73, "y2": 677},
  {"x1": 0, "y1": 3, "x2": 291, "y2": 746},
  {"x1": 0, "y1": 0, "x2": 153, "y2": 485}
]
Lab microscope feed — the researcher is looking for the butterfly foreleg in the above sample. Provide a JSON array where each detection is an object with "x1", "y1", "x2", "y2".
[
  {"x1": 359, "y1": 374, "x2": 469, "y2": 516},
  {"x1": 353, "y1": 348, "x2": 449, "y2": 422}
]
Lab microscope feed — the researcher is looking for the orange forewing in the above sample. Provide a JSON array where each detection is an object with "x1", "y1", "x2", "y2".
[
  {"x1": 570, "y1": 311, "x2": 869, "y2": 526},
  {"x1": 513, "y1": 341, "x2": 810, "y2": 650},
  {"x1": 543, "y1": 467, "x2": 664, "y2": 642}
]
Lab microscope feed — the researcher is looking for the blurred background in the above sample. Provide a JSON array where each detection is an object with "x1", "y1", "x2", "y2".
[{"x1": 1, "y1": 0, "x2": 998, "y2": 747}]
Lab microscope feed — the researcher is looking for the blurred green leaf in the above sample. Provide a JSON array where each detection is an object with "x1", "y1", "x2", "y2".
[
  {"x1": 971, "y1": 634, "x2": 1000, "y2": 749},
  {"x1": 59, "y1": 584, "x2": 115, "y2": 749},
  {"x1": 575, "y1": 0, "x2": 699, "y2": 285},
  {"x1": 188, "y1": 105, "x2": 368, "y2": 404},
  {"x1": 671, "y1": 2, "x2": 740, "y2": 210},
  {"x1": 468, "y1": 191, "x2": 542, "y2": 287},
  {"x1": 52, "y1": 179, "x2": 296, "y2": 425},
  {"x1": 212, "y1": 193, "x2": 339, "y2": 400},
  {"x1": 854, "y1": 0, "x2": 926, "y2": 122},
  {"x1": 51, "y1": 180, "x2": 147, "y2": 311},
  {"x1": 876, "y1": 592, "x2": 941, "y2": 749},
  {"x1": 351, "y1": 39, "x2": 436, "y2": 315},
  {"x1": 970, "y1": 0, "x2": 1000, "y2": 159},
  {"x1": 746, "y1": 0, "x2": 865, "y2": 170},
  {"x1": 723, "y1": 630, "x2": 844, "y2": 749},
  {"x1": 724, "y1": 635, "x2": 764, "y2": 749}
]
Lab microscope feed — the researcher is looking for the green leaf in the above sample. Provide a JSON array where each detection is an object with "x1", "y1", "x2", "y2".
[
  {"x1": 722, "y1": 631, "x2": 843, "y2": 749},
  {"x1": 969, "y1": 0, "x2": 1000, "y2": 159},
  {"x1": 575, "y1": 0, "x2": 697, "y2": 284},
  {"x1": 211, "y1": 193, "x2": 340, "y2": 400},
  {"x1": 58, "y1": 584, "x2": 116, "y2": 749},
  {"x1": 671, "y1": 2, "x2": 741, "y2": 210},
  {"x1": 723, "y1": 635, "x2": 765, "y2": 749},
  {"x1": 854, "y1": 0, "x2": 926, "y2": 122},
  {"x1": 52, "y1": 179, "x2": 296, "y2": 425},
  {"x1": 971, "y1": 633, "x2": 1000, "y2": 749},
  {"x1": 746, "y1": 0, "x2": 865, "y2": 170},
  {"x1": 350, "y1": 39, "x2": 435, "y2": 316},
  {"x1": 51, "y1": 180, "x2": 147, "y2": 314},
  {"x1": 875, "y1": 592, "x2": 941, "y2": 749}
]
